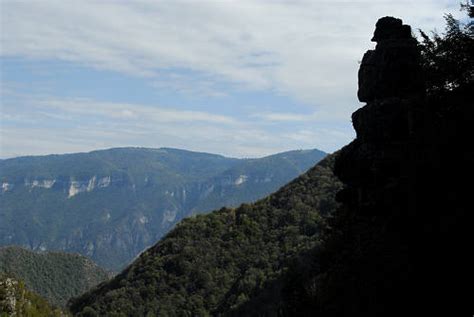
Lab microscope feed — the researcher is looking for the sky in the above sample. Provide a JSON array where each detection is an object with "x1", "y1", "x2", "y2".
[{"x1": 0, "y1": 0, "x2": 462, "y2": 158}]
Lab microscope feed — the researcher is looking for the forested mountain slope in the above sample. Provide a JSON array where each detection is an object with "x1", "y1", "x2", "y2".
[
  {"x1": 69, "y1": 154, "x2": 342, "y2": 316},
  {"x1": 0, "y1": 246, "x2": 109, "y2": 307}
]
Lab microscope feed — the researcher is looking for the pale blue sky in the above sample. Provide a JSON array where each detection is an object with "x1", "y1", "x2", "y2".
[{"x1": 0, "y1": 0, "x2": 460, "y2": 158}]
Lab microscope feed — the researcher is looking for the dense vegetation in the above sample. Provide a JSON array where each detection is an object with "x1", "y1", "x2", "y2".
[
  {"x1": 0, "y1": 246, "x2": 109, "y2": 307},
  {"x1": 419, "y1": 7, "x2": 473, "y2": 93},
  {"x1": 0, "y1": 147, "x2": 326, "y2": 270},
  {"x1": 69, "y1": 154, "x2": 342, "y2": 316},
  {"x1": 0, "y1": 275, "x2": 64, "y2": 317}
]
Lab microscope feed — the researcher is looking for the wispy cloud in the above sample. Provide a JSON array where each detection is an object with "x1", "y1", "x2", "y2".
[
  {"x1": 0, "y1": 1, "x2": 461, "y2": 158},
  {"x1": 1, "y1": 0, "x2": 458, "y2": 107},
  {"x1": 0, "y1": 93, "x2": 353, "y2": 158},
  {"x1": 149, "y1": 72, "x2": 229, "y2": 98},
  {"x1": 36, "y1": 98, "x2": 238, "y2": 125},
  {"x1": 252, "y1": 112, "x2": 311, "y2": 122},
  {"x1": 252, "y1": 107, "x2": 351, "y2": 124}
]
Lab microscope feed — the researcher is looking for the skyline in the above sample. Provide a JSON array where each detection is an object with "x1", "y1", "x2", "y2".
[{"x1": 0, "y1": 0, "x2": 460, "y2": 158}]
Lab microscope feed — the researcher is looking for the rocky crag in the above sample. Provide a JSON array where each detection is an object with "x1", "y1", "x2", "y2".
[
  {"x1": 315, "y1": 16, "x2": 474, "y2": 315},
  {"x1": 0, "y1": 275, "x2": 64, "y2": 316}
]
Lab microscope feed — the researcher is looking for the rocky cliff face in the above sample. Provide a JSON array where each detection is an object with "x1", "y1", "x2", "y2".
[{"x1": 317, "y1": 16, "x2": 474, "y2": 315}]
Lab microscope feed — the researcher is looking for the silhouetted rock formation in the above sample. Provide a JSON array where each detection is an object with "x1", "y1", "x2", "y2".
[
  {"x1": 231, "y1": 16, "x2": 473, "y2": 316},
  {"x1": 322, "y1": 16, "x2": 474, "y2": 316},
  {"x1": 358, "y1": 17, "x2": 424, "y2": 102},
  {"x1": 338, "y1": 16, "x2": 424, "y2": 214}
]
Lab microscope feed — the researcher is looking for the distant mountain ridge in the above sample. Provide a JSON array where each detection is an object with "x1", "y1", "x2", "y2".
[
  {"x1": 0, "y1": 246, "x2": 109, "y2": 307},
  {"x1": 0, "y1": 147, "x2": 326, "y2": 270}
]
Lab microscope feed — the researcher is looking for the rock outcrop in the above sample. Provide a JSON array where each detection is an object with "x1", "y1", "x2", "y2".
[
  {"x1": 337, "y1": 16, "x2": 425, "y2": 216},
  {"x1": 318, "y1": 16, "x2": 474, "y2": 315},
  {"x1": 358, "y1": 17, "x2": 424, "y2": 102},
  {"x1": 0, "y1": 275, "x2": 65, "y2": 316}
]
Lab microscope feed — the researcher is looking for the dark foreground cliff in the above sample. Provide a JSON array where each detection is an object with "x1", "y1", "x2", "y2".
[
  {"x1": 262, "y1": 15, "x2": 474, "y2": 316},
  {"x1": 225, "y1": 14, "x2": 473, "y2": 316},
  {"x1": 324, "y1": 16, "x2": 473, "y2": 315}
]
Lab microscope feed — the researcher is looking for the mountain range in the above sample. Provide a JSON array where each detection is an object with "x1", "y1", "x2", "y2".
[{"x1": 0, "y1": 147, "x2": 326, "y2": 270}]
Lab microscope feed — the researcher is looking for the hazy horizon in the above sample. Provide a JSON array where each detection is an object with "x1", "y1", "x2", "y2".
[{"x1": 0, "y1": 145, "x2": 326, "y2": 160}]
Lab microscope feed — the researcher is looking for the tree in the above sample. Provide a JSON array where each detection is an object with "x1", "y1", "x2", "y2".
[{"x1": 419, "y1": 3, "x2": 474, "y2": 92}]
